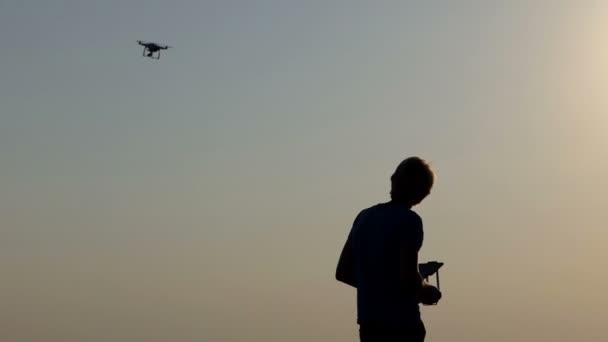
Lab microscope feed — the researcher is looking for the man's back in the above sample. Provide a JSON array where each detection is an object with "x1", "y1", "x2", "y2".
[
  {"x1": 336, "y1": 157, "x2": 437, "y2": 342},
  {"x1": 351, "y1": 201, "x2": 424, "y2": 326}
]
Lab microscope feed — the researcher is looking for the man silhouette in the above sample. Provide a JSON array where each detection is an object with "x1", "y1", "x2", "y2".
[{"x1": 336, "y1": 157, "x2": 441, "y2": 342}]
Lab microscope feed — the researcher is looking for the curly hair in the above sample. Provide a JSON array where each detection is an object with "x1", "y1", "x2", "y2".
[{"x1": 390, "y1": 157, "x2": 434, "y2": 206}]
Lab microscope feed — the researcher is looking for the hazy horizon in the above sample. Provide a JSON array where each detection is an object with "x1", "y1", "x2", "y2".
[{"x1": 2, "y1": 1, "x2": 608, "y2": 341}]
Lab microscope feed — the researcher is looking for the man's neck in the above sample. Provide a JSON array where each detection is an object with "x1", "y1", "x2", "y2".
[{"x1": 389, "y1": 199, "x2": 412, "y2": 209}]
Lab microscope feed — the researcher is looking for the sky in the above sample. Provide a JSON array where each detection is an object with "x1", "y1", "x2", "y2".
[{"x1": 1, "y1": 1, "x2": 608, "y2": 341}]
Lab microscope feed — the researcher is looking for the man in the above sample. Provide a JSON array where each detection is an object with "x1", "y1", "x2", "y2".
[{"x1": 336, "y1": 157, "x2": 441, "y2": 342}]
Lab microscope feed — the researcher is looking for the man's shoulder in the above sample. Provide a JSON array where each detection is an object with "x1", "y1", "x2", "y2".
[
  {"x1": 360, "y1": 202, "x2": 421, "y2": 218},
  {"x1": 355, "y1": 203, "x2": 386, "y2": 221},
  {"x1": 353, "y1": 203, "x2": 421, "y2": 229},
  {"x1": 404, "y1": 209, "x2": 422, "y2": 225},
  {"x1": 358, "y1": 203, "x2": 382, "y2": 215}
]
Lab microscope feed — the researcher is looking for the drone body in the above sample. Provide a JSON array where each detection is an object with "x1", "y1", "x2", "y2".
[{"x1": 137, "y1": 40, "x2": 171, "y2": 59}]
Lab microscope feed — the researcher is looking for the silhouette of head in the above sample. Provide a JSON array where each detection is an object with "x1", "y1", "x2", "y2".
[{"x1": 390, "y1": 157, "x2": 434, "y2": 207}]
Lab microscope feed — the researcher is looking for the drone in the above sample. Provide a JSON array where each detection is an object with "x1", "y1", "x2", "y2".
[{"x1": 137, "y1": 40, "x2": 171, "y2": 59}]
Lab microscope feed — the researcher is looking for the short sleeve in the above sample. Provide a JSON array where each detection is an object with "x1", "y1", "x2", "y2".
[{"x1": 401, "y1": 211, "x2": 424, "y2": 251}]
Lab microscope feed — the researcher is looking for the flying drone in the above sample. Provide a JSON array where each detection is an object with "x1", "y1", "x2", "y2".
[{"x1": 137, "y1": 40, "x2": 171, "y2": 59}]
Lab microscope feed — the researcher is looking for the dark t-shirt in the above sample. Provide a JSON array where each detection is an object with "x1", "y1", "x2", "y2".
[{"x1": 349, "y1": 201, "x2": 424, "y2": 325}]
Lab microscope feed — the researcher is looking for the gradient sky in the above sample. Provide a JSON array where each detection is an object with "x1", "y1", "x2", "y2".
[{"x1": 2, "y1": 1, "x2": 608, "y2": 341}]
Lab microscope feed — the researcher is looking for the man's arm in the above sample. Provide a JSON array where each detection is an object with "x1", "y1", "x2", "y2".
[
  {"x1": 399, "y1": 244, "x2": 424, "y2": 294},
  {"x1": 399, "y1": 215, "x2": 442, "y2": 304},
  {"x1": 401, "y1": 249, "x2": 441, "y2": 304},
  {"x1": 399, "y1": 212, "x2": 425, "y2": 295},
  {"x1": 336, "y1": 232, "x2": 356, "y2": 288}
]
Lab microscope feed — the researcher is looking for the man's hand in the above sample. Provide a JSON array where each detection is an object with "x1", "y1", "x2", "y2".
[{"x1": 418, "y1": 283, "x2": 442, "y2": 305}]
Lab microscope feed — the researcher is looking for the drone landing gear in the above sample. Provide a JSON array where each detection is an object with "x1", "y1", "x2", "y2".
[{"x1": 142, "y1": 48, "x2": 161, "y2": 60}]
